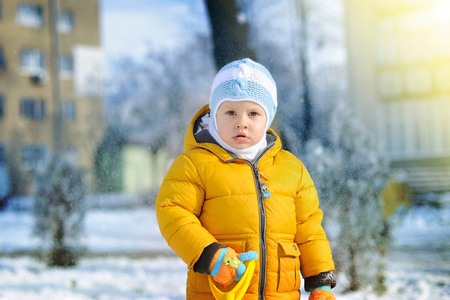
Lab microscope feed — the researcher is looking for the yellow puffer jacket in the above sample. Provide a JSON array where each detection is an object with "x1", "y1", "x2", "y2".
[{"x1": 156, "y1": 105, "x2": 335, "y2": 299}]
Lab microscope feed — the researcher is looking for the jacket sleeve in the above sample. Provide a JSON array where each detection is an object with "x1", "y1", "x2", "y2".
[
  {"x1": 294, "y1": 163, "x2": 335, "y2": 279},
  {"x1": 155, "y1": 154, "x2": 217, "y2": 270}
]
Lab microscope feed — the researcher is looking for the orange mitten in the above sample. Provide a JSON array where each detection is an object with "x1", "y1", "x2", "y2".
[
  {"x1": 309, "y1": 286, "x2": 335, "y2": 300},
  {"x1": 209, "y1": 247, "x2": 258, "y2": 286}
]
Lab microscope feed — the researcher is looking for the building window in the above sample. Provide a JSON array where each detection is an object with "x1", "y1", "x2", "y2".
[
  {"x1": 58, "y1": 10, "x2": 74, "y2": 33},
  {"x1": 17, "y1": 3, "x2": 43, "y2": 28},
  {"x1": 60, "y1": 54, "x2": 73, "y2": 76},
  {"x1": 20, "y1": 49, "x2": 45, "y2": 74},
  {"x1": 382, "y1": 99, "x2": 450, "y2": 160},
  {"x1": 0, "y1": 94, "x2": 4, "y2": 119},
  {"x1": 0, "y1": 144, "x2": 5, "y2": 164},
  {"x1": 62, "y1": 100, "x2": 76, "y2": 121},
  {"x1": 0, "y1": 47, "x2": 5, "y2": 70},
  {"x1": 20, "y1": 98, "x2": 46, "y2": 120},
  {"x1": 63, "y1": 147, "x2": 78, "y2": 166},
  {"x1": 22, "y1": 144, "x2": 46, "y2": 168}
]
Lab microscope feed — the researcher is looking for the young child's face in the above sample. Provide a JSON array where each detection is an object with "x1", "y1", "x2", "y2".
[{"x1": 216, "y1": 101, "x2": 267, "y2": 150}]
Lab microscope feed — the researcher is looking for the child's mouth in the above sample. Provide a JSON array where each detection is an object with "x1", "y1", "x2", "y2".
[{"x1": 233, "y1": 133, "x2": 248, "y2": 142}]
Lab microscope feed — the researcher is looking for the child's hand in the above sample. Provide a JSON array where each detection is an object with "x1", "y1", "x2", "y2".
[
  {"x1": 309, "y1": 286, "x2": 335, "y2": 300},
  {"x1": 209, "y1": 247, "x2": 258, "y2": 286}
]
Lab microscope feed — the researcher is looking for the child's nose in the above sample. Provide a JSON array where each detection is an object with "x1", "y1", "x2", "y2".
[{"x1": 236, "y1": 115, "x2": 248, "y2": 129}]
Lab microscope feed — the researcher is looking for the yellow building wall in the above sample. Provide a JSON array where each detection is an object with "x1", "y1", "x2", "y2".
[{"x1": 0, "y1": 0, "x2": 103, "y2": 194}]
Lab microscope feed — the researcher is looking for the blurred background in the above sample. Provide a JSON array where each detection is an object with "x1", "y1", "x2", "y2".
[{"x1": 0, "y1": 0, "x2": 449, "y2": 299}]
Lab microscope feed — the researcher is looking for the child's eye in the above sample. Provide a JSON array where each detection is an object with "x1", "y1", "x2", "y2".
[
  {"x1": 249, "y1": 112, "x2": 259, "y2": 116},
  {"x1": 226, "y1": 111, "x2": 236, "y2": 115}
]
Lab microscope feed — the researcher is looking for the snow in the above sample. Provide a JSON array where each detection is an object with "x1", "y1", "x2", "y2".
[
  {"x1": 0, "y1": 256, "x2": 186, "y2": 300},
  {"x1": 0, "y1": 204, "x2": 449, "y2": 299},
  {"x1": 0, "y1": 207, "x2": 170, "y2": 255}
]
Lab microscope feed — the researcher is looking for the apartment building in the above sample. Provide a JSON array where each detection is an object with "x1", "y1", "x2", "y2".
[
  {"x1": 344, "y1": 0, "x2": 450, "y2": 194},
  {"x1": 0, "y1": 0, "x2": 104, "y2": 194}
]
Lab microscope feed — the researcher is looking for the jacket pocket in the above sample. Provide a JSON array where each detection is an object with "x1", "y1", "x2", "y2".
[
  {"x1": 220, "y1": 240, "x2": 246, "y2": 253},
  {"x1": 277, "y1": 241, "x2": 300, "y2": 292}
]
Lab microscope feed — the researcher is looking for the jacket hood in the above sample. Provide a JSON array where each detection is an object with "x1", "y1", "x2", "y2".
[{"x1": 184, "y1": 104, "x2": 282, "y2": 162}]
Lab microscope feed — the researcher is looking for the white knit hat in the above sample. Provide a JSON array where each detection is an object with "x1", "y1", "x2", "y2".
[{"x1": 209, "y1": 58, "x2": 277, "y2": 131}]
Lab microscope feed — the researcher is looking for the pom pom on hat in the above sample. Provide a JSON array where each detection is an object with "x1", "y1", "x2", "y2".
[{"x1": 209, "y1": 58, "x2": 277, "y2": 131}]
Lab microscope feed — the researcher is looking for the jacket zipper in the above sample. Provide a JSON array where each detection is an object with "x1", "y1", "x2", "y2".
[
  {"x1": 248, "y1": 143, "x2": 274, "y2": 300},
  {"x1": 253, "y1": 166, "x2": 267, "y2": 300},
  {"x1": 227, "y1": 142, "x2": 274, "y2": 300}
]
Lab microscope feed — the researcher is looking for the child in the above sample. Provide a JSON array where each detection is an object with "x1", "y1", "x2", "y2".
[{"x1": 156, "y1": 58, "x2": 336, "y2": 299}]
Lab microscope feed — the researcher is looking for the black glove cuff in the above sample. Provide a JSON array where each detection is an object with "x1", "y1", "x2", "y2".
[
  {"x1": 304, "y1": 271, "x2": 336, "y2": 292},
  {"x1": 193, "y1": 242, "x2": 226, "y2": 274}
]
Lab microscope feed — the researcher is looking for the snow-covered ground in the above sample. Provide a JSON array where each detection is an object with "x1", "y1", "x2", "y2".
[{"x1": 0, "y1": 202, "x2": 449, "y2": 299}]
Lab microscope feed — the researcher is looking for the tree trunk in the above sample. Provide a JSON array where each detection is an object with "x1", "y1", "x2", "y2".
[
  {"x1": 348, "y1": 244, "x2": 360, "y2": 291},
  {"x1": 204, "y1": 0, "x2": 256, "y2": 69},
  {"x1": 48, "y1": 216, "x2": 76, "y2": 267},
  {"x1": 297, "y1": 0, "x2": 312, "y2": 143}
]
